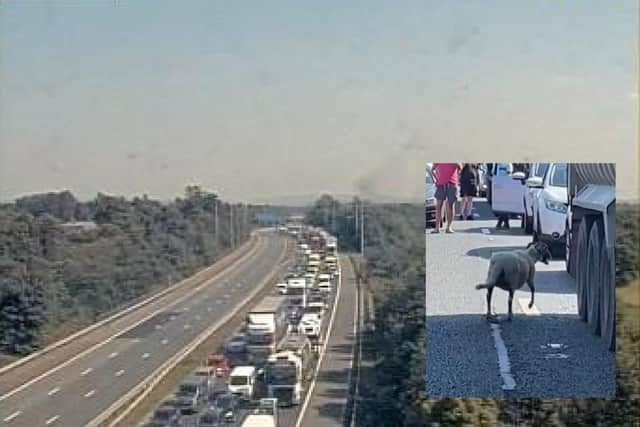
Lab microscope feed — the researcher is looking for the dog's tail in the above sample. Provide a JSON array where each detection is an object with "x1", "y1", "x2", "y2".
[{"x1": 475, "y1": 283, "x2": 490, "y2": 290}]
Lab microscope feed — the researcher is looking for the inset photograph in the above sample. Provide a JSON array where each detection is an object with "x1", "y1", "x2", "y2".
[{"x1": 425, "y1": 163, "x2": 616, "y2": 398}]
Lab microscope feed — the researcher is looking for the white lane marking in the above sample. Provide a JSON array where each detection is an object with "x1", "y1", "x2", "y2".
[
  {"x1": 223, "y1": 294, "x2": 230, "y2": 299},
  {"x1": 84, "y1": 389, "x2": 96, "y2": 398},
  {"x1": 518, "y1": 298, "x2": 540, "y2": 316},
  {"x1": 195, "y1": 315, "x2": 201, "y2": 321},
  {"x1": 3, "y1": 411, "x2": 21, "y2": 422},
  {"x1": 155, "y1": 324, "x2": 163, "y2": 330},
  {"x1": 131, "y1": 338, "x2": 140, "y2": 343},
  {"x1": 296, "y1": 257, "x2": 344, "y2": 427},
  {"x1": 0, "y1": 235, "x2": 265, "y2": 404},
  {"x1": 47, "y1": 387, "x2": 60, "y2": 396},
  {"x1": 489, "y1": 323, "x2": 516, "y2": 390},
  {"x1": 141, "y1": 353, "x2": 150, "y2": 359},
  {"x1": 115, "y1": 369, "x2": 125, "y2": 377},
  {"x1": 481, "y1": 228, "x2": 490, "y2": 234},
  {"x1": 183, "y1": 307, "x2": 190, "y2": 312},
  {"x1": 45, "y1": 415, "x2": 60, "y2": 425},
  {"x1": 207, "y1": 307, "x2": 212, "y2": 312},
  {"x1": 108, "y1": 352, "x2": 118, "y2": 359},
  {"x1": 545, "y1": 353, "x2": 569, "y2": 359},
  {"x1": 81, "y1": 368, "x2": 93, "y2": 376},
  {"x1": 184, "y1": 324, "x2": 191, "y2": 329},
  {"x1": 169, "y1": 315, "x2": 176, "y2": 321},
  {"x1": 161, "y1": 339, "x2": 168, "y2": 345}
]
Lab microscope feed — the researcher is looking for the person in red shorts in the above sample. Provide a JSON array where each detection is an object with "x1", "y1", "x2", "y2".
[{"x1": 431, "y1": 163, "x2": 462, "y2": 234}]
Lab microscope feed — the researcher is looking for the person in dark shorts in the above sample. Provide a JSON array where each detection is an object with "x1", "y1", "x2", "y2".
[
  {"x1": 432, "y1": 163, "x2": 461, "y2": 234},
  {"x1": 459, "y1": 163, "x2": 478, "y2": 220}
]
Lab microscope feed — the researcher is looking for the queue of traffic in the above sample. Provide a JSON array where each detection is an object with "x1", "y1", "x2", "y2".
[{"x1": 142, "y1": 224, "x2": 341, "y2": 427}]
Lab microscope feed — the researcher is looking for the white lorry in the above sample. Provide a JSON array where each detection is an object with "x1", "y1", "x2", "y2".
[
  {"x1": 565, "y1": 163, "x2": 616, "y2": 351},
  {"x1": 228, "y1": 366, "x2": 257, "y2": 400},
  {"x1": 241, "y1": 398, "x2": 278, "y2": 427},
  {"x1": 245, "y1": 296, "x2": 287, "y2": 363}
]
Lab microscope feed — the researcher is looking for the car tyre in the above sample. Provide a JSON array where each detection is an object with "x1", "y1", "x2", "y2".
[
  {"x1": 576, "y1": 216, "x2": 593, "y2": 322},
  {"x1": 586, "y1": 219, "x2": 603, "y2": 335}
]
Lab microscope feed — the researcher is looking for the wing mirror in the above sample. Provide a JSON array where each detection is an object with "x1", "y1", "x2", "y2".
[
  {"x1": 512, "y1": 171, "x2": 526, "y2": 181},
  {"x1": 526, "y1": 176, "x2": 544, "y2": 188}
]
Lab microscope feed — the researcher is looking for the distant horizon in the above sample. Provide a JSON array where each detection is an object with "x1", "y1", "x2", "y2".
[{"x1": 1, "y1": 1, "x2": 637, "y2": 202}]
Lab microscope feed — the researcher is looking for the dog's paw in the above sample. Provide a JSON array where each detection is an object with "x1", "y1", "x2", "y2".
[{"x1": 528, "y1": 301, "x2": 534, "y2": 309}]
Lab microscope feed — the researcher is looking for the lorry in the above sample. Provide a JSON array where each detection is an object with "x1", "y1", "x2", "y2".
[
  {"x1": 265, "y1": 350, "x2": 304, "y2": 406},
  {"x1": 241, "y1": 398, "x2": 279, "y2": 427},
  {"x1": 228, "y1": 366, "x2": 258, "y2": 400},
  {"x1": 565, "y1": 163, "x2": 616, "y2": 351},
  {"x1": 245, "y1": 296, "x2": 287, "y2": 364}
]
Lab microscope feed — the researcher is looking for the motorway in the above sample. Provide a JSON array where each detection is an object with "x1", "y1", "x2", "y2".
[
  {"x1": 0, "y1": 231, "x2": 290, "y2": 427},
  {"x1": 425, "y1": 200, "x2": 615, "y2": 398}
]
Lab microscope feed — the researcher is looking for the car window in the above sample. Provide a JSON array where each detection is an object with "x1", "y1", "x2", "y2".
[
  {"x1": 549, "y1": 164, "x2": 567, "y2": 187},
  {"x1": 534, "y1": 163, "x2": 549, "y2": 178},
  {"x1": 425, "y1": 171, "x2": 433, "y2": 184}
]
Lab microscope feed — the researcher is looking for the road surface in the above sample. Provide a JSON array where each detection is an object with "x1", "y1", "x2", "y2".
[
  {"x1": 425, "y1": 200, "x2": 615, "y2": 398},
  {"x1": 0, "y1": 231, "x2": 290, "y2": 427},
  {"x1": 295, "y1": 255, "x2": 358, "y2": 427}
]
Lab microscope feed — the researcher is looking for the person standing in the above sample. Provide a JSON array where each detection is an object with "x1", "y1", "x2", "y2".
[
  {"x1": 459, "y1": 163, "x2": 478, "y2": 220},
  {"x1": 431, "y1": 163, "x2": 462, "y2": 234}
]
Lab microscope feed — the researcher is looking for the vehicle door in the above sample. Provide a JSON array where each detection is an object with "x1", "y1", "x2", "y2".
[{"x1": 491, "y1": 165, "x2": 526, "y2": 215}]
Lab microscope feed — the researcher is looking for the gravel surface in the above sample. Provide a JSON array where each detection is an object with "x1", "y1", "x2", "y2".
[{"x1": 425, "y1": 199, "x2": 615, "y2": 398}]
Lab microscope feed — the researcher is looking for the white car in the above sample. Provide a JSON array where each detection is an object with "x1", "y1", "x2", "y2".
[
  {"x1": 317, "y1": 281, "x2": 332, "y2": 293},
  {"x1": 522, "y1": 163, "x2": 550, "y2": 234},
  {"x1": 530, "y1": 163, "x2": 568, "y2": 255}
]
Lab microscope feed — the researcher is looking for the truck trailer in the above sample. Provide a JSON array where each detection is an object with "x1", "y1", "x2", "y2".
[
  {"x1": 245, "y1": 296, "x2": 288, "y2": 364},
  {"x1": 565, "y1": 163, "x2": 615, "y2": 351}
]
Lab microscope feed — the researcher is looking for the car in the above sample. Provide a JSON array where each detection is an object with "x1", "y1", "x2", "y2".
[
  {"x1": 530, "y1": 163, "x2": 568, "y2": 256},
  {"x1": 147, "y1": 404, "x2": 180, "y2": 427},
  {"x1": 286, "y1": 306, "x2": 303, "y2": 324},
  {"x1": 224, "y1": 334, "x2": 247, "y2": 354},
  {"x1": 175, "y1": 374, "x2": 207, "y2": 414},
  {"x1": 522, "y1": 163, "x2": 550, "y2": 234},
  {"x1": 317, "y1": 281, "x2": 332, "y2": 293},
  {"x1": 197, "y1": 408, "x2": 224, "y2": 427},
  {"x1": 214, "y1": 392, "x2": 240, "y2": 423},
  {"x1": 207, "y1": 354, "x2": 231, "y2": 377}
]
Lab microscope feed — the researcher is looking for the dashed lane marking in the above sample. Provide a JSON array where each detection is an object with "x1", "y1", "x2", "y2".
[
  {"x1": 81, "y1": 368, "x2": 93, "y2": 376},
  {"x1": 108, "y1": 352, "x2": 118, "y2": 359},
  {"x1": 47, "y1": 387, "x2": 60, "y2": 396},
  {"x1": 115, "y1": 369, "x2": 125, "y2": 377},
  {"x1": 45, "y1": 415, "x2": 60, "y2": 425},
  {"x1": 490, "y1": 323, "x2": 516, "y2": 391},
  {"x1": 84, "y1": 389, "x2": 96, "y2": 398},
  {"x1": 3, "y1": 411, "x2": 21, "y2": 422},
  {"x1": 142, "y1": 353, "x2": 150, "y2": 359}
]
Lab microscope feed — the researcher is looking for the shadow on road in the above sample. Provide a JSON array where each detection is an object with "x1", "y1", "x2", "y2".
[{"x1": 466, "y1": 245, "x2": 529, "y2": 259}]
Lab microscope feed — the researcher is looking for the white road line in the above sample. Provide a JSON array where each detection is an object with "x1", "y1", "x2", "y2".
[
  {"x1": 47, "y1": 387, "x2": 60, "y2": 396},
  {"x1": 481, "y1": 228, "x2": 491, "y2": 234},
  {"x1": 45, "y1": 415, "x2": 60, "y2": 425},
  {"x1": 3, "y1": 411, "x2": 21, "y2": 422},
  {"x1": 169, "y1": 315, "x2": 176, "y2": 321},
  {"x1": 195, "y1": 315, "x2": 201, "y2": 321},
  {"x1": 81, "y1": 368, "x2": 93, "y2": 376},
  {"x1": 131, "y1": 338, "x2": 140, "y2": 343},
  {"x1": 518, "y1": 298, "x2": 540, "y2": 316},
  {"x1": 84, "y1": 389, "x2": 96, "y2": 398},
  {"x1": 108, "y1": 352, "x2": 118, "y2": 359},
  {"x1": 184, "y1": 324, "x2": 191, "y2": 330},
  {"x1": 223, "y1": 294, "x2": 230, "y2": 299},
  {"x1": 207, "y1": 307, "x2": 212, "y2": 312},
  {"x1": 296, "y1": 257, "x2": 344, "y2": 427},
  {"x1": 141, "y1": 353, "x2": 150, "y2": 359},
  {"x1": 489, "y1": 323, "x2": 516, "y2": 390},
  {"x1": 155, "y1": 324, "x2": 163, "y2": 330},
  {"x1": 161, "y1": 339, "x2": 168, "y2": 345},
  {"x1": 0, "y1": 236, "x2": 264, "y2": 404},
  {"x1": 115, "y1": 369, "x2": 125, "y2": 377}
]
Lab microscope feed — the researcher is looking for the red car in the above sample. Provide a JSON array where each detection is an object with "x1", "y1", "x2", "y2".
[{"x1": 207, "y1": 354, "x2": 230, "y2": 377}]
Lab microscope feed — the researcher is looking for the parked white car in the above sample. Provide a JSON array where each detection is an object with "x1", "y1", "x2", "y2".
[
  {"x1": 530, "y1": 163, "x2": 568, "y2": 255},
  {"x1": 522, "y1": 163, "x2": 550, "y2": 234}
]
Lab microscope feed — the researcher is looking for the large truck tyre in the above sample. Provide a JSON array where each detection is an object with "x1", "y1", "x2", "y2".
[
  {"x1": 599, "y1": 242, "x2": 616, "y2": 351},
  {"x1": 586, "y1": 220, "x2": 604, "y2": 336},
  {"x1": 576, "y1": 216, "x2": 594, "y2": 322},
  {"x1": 565, "y1": 217, "x2": 578, "y2": 278}
]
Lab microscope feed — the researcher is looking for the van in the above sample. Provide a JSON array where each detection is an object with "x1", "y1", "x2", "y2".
[{"x1": 228, "y1": 366, "x2": 257, "y2": 400}]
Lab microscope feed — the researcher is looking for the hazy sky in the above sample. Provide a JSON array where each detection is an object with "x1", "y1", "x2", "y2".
[{"x1": 1, "y1": 1, "x2": 637, "y2": 203}]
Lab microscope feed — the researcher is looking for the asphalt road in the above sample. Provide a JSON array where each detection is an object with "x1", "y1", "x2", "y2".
[
  {"x1": 0, "y1": 231, "x2": 290, "y2": 427},
  {"x1": 296, "y1": 255, "x2": 357, "y2": 427},
  {"x1": 425, "y1": 199, "x2": 615, "y2": 398}
]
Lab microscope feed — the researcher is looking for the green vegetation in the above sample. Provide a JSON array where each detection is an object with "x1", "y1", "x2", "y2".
[
  {"x1": 306, "y1": 196, "x2": 640, "y2": 427},
  {"x1": 0, "y1": 187, "x2": 252, "y2": 357}
]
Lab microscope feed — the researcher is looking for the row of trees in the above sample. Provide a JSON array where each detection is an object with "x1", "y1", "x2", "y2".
[
  {"x1": 0, "y1": 187, "x2": 253, "y2": 357},
  {"x1": 305, "y1": 196, "x2": 639, "y2": 426}
]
